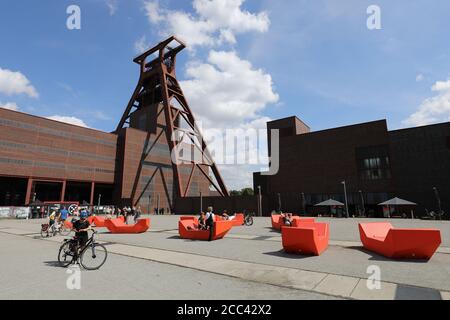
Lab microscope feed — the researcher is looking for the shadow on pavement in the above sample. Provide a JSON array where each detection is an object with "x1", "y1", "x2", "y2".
[
  {"x1": 395, "y1": 284, "x2": 442, "y2": 300},
  {"x1": 263, "y1": 250, "x2": 317, "y2": 260},
  {"x1": 43, "y1": 261, "x2": 65, "y2": 268},
  {"x1": 348, "y1": 246, "x2": 430, "y2": 264}
]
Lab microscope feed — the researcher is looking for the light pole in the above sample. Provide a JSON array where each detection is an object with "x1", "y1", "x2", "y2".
[
  {"x1": 341, "y1": 181, "x2": 349, "y2": 218},
  {"x1": 148, "y1": 194, "x2": 151, "y2": 215},
  {"x1": 359, "y1": 190, "x2": 365, "y2": 217},
  {"x1": 277, "y1": 193, "x2": 282, "y2": 213},
  {"x1": 257, "y1": 186, "x2": 262, "y2": 217},
  {"x1": 433, "y1": 187, "x2": 442, "y2": 220},
  {"x1": 96, "y1": 193, "x2": 102, "y2": 214},
  {"x1": 200, "y1": 191, "x2": 203, "y2": 213},
  {"x1": 301, "y1": 192, "x2": 306, "y2": 216}
]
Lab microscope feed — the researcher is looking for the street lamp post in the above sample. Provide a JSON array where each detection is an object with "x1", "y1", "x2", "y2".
[
  {"x1": 433, "y1": 187, "x2": 442, "y2": 220},
  {"x1": 277, "y1": 193, "x2": 282, "y2": 213},
  {"x1": 301, "y1": 192, "x2": 306, "y2": 216},
  {"x1": 341, "y1": 181, "x2": 349, "y2": 218},
  {"x1": 200, "y1": 191, "x2": 203, "y2": 213},
  {"x1": 97, "y1": 194, "x2": 102, "y2": 215},
  {"x1": 148, "y1": 195, "x2": 151, "y2": 215},
  {"x1": 257, "y1": 186, "x2": 262, "y2": 217},
  {"x1": 359, "y1": 190, "x2": 365, "y2": 217}
]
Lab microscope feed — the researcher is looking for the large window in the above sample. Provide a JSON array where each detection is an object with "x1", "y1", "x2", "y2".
[{"x1": 356, "y1": 145, "x2": 391, "y2": 180}]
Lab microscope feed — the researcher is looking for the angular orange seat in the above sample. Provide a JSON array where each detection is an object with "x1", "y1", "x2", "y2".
[
  {"x1": 216, "y1": 213, "x2": 245, "y2": 226},
  {"x1": 178, "y1": 217, "x2": 233, "y2": 241},
  {"x1": 281, "y1": 221, "x2": 329, "y2": 256},
  {"x1": 358, "y1": 222, "x2": 441, "y2": 260},
  {"x1": 271, "y1": 214, "x2": 315, "y2": 231},
  {"x1": 104, "y1": 218, "x2": 150, "y2": 234}
]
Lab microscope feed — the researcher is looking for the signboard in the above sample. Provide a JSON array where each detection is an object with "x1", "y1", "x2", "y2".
[{"x1": 0, "y1": 207, "x2": 30, "y2": 219}]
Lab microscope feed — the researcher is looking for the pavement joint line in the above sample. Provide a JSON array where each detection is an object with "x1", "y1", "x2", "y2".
[
  {"x1": 349, "y1": 277, "x2": 362, "y2": 297},
  {"x1": 103, "y1": 243, "x2": 348, "y2": 300},
  {"x1": 64, "y1": 237, "x2": 450, "y2": 296},
  {"x1": 1, "y1": 228, "x2": 449, "y2": 298}
]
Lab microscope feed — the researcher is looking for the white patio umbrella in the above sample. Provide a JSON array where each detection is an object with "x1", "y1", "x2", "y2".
[
  {"x1": 378, "y1": 197, "x2": 417, "y2": 218},
  {"x1": 314, "y1": 199, "x2": 345, "y2": 207}
]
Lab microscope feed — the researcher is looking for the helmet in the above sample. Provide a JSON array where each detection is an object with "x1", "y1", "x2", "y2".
[{"x1": 80, "y1": 211, "x2": 88, "y2": 219}]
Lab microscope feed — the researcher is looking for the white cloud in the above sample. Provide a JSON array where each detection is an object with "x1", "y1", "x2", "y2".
[
  {"x1": 0, "y1": 102, "x2": 19, "y2": 111},
  {"x1": 105, "y1": 0, "x2": 118, "y2": 16},
  {"x1": 181, "y1": 50, "x2": 279, "y2": 128},
  {"x1": 403, "y1": 79, "x2": 450, "y2": 126},
  {"x1": 46, "y1": 116, "x2": 89, "y2": 128},
  {"x1": 0, "y1": 67, "x2": 38, "y2": 98},
  {"x1": 134, "y1": 35, "x2": 150, "y2": 53},
  {"x1": 144, "y1": 0, "x2": 269, "y2": 48},
  {"x1": 416, "y1": 73, "x2": 424, "y2": 82},
  {"x1": 141, "y1": 1, "x2": 275, "y2": 189}
]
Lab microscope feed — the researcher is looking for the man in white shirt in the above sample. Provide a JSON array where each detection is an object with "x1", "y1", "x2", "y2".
[{"x1": 205, "y1": 206, "x2": 215, "y2": 241}]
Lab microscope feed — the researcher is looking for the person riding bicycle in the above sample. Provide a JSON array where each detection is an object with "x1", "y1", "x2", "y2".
[
  {"x1": 60, "y1": 206, "x2": 69, "y2": 222},
  {"x1": 72, "y1": 211, "x2": 91, "y2": 247},
  {"x1": 48, "y1": 210, "x2": 57, "y2": 228}
]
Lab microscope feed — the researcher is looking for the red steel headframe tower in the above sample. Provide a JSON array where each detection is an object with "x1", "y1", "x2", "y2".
[{"x1": 115, "y1": 36, "x2": 229, "y2": 199}]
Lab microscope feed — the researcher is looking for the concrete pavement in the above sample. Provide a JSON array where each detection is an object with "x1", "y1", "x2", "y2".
[{"x1": 1, "y1": 215, "x2": 449, "y2": 299}]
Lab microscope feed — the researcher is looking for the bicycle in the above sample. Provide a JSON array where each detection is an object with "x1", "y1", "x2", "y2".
[
  {"x1": 57, "y1": 229, "x2": 108, "y2": 270},
  {"x1": 244, "y1": 212, "x2": 254, "y2": 226},
  {"x1": 41, "y1": 220, "x2": 71, "y2": 238}
]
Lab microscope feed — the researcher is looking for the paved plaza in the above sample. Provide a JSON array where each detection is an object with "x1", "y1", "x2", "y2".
[{"x1": 0, "y1": 216, "x2": 449, "y2": 300}]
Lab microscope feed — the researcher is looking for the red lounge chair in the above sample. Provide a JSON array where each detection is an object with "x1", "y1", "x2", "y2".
[
  {"x1": 358, "y1": 222, "x2": 441, "y2": 260},
  {"x1": 180, "y1": 216, "x2": 196, "y2": 221},
  {"x1": 271, "y1": 214, "x2": 315, "y2": 230},
  {"x1": 104, "y1": 218, "x2": 150, "y2": 234},
  {"x1": 216, "y1": 213, "x2": 245, "y2": 226},
  {"x1": 281, "y1": 221, "x2": 329, "y2": 256},
  {"x1": 230, "y1": 213, "x2": 245, "y2": 226},
  {"x1": 178, "y1": 218, "x2": 233, "y2": 241}
]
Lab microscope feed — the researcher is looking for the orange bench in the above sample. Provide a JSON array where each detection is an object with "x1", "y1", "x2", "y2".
[
  {"x1": 281, "y1": 221, "x2": 329, "y2": 256},
  {"x1": 178, "y1": 217, "x2": 233, "y2": 241},
  {"x1": 216, "y1": 213, "x2": 245, "y2": 226},
  {"x1": 271, "y1": 214, "x2": 315, "y2": 231},
  {"x1": 104, "y1": 218, "x2": 150, "y2": 234},
  {"x1": 358, "y1": 222, "x2": 441, "y2": 260}
]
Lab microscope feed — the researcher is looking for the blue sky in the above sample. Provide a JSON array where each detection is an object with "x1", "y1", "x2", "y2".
[{"x1": 1, "y1": 0, "x2": 450, "y2": 188}]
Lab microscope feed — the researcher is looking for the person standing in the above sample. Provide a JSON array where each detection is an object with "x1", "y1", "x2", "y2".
[
  {"x1": 134, "y1": 206, "x2": 142, "y2": 223},
  {"x1": 205, "y1": 206, "x2": 215, "y2": 241}
]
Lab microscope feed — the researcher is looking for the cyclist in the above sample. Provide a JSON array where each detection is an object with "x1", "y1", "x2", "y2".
[
  {"x1": 48, "y1": 210, "x2": 57, "y2": 229},
  {"x1": 60, "y1": 206, "x2": 69, "y2": 222},
  {"x1": 72, "y1": 211, "x2": 91, "y2": 248}
]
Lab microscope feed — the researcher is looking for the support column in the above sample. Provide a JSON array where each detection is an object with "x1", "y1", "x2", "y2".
[
  {"x1": 25, "y1": 178, "x2": 33, "y2": 205},
  {"x1": 60, "y1": 180, "x2": 66, "y2": 202},
  {"x1": 90, "y1": 182, "x2": 95, "y2": 206}
]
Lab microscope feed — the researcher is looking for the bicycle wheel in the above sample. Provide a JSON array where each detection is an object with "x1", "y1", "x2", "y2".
[
  {"x1": 59, "y1": 225, "x2": 71, "y2": 236},
  {"x1": 58, "y1": 241, "x2": 75, "y2": 267},
  {"x1": 245, "y1": 216, "x2": 254, "y2": 226},
  {"x1": 80, "y1": 243, "x2": 107, "y2": 270}
]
